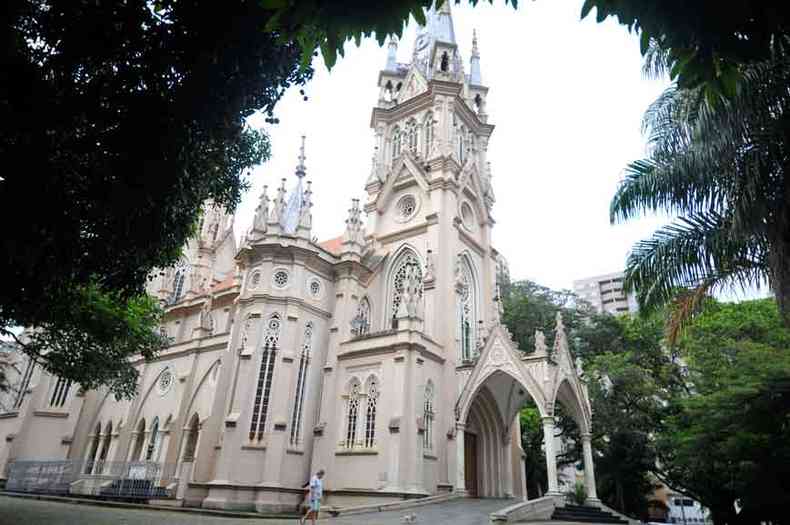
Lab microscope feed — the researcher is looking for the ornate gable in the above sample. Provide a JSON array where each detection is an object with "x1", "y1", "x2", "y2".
[
  {"x1": 399, "y1": 67, "x2": 429, "y2": 102},
  {"x1": 375, "y1": 154, "x2": 430, "y2": 214},
  {"x1": 455, "y1": 323, "x2": 549, "y2": 423}
]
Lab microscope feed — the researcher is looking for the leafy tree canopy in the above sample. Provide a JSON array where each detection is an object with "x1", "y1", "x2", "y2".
[
  {"x1": 611, "y1": 44, "x2": 790, "y2": 330},
  {"x1": 581, "y1": 1, "x2": 790, "y2": 98},
  {"x1": 1, "y1": 0, "x2": 312, "y2": 396},
  {"x1": 660, "y1": 299, "x2": 790, "y2": 524}
]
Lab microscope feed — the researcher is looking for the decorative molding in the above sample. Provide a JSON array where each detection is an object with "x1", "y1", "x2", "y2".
[{"x1": 33, "y1": 410, "x2": 69, "y2": 419}]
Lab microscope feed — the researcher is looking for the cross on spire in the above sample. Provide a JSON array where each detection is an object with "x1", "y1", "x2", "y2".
[{"x1": 295, "y1": 134, "x2": 307, "y2": 177}]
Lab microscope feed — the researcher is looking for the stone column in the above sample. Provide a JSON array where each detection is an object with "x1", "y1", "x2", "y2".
[
  {"x1": 581, "y1": 432, "x2": 599, "y2": 501},
  {"x1": 542, "y1": 416, "x2": 559, "y2": 494},
  {"x1": 503, "y1": 432, "x2": 514, "y2": 497},
  {"x1": 454, "y1": 423, "x2": 466, "y2": 493}
]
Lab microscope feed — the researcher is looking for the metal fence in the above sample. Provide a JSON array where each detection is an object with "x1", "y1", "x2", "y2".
[{"x1": 5, "y1": 460, "x2": 178, "y2": 499}]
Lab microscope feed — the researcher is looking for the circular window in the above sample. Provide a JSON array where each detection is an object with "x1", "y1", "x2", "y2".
[
  {"x1": 395, "y1": 194, "x2": 419, "y2": 223},
  {"x1": 272, "y1": 269, "x2": 290, "y2": 289},
  {"x1": 157, "y1": 369, "x2": 173, "y2": 396},
  {"x1": 307, "y1": 278, "x2": 322, "y2": 299},
  {"x1": 249, "y1": 270, "x2": 262, "y2": 289},
  {"x1": 461, "y1": 202, "x2": 476, "y2": 231}
]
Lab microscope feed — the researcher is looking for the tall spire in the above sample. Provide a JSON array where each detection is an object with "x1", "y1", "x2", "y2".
[
  {"x1": 385, "y1": 36, "x2": 398, "y2": 71},
  {"x1": 412, "y1": 1, "x2": 457, "y2": 69},
  {"x1": 435, "y1": 0, "x2": 456, "y2": 44},
  {"x1": 470, "y1": 29, "x2": 482, "y2": 85},
  {"x1": 281, "y1": 136, "x2": 308, "y2": 234}
]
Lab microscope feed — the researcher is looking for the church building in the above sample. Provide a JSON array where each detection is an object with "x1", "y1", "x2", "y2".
[{"x1": 0, "y1": 3, "x2": 597, "y2": 513}]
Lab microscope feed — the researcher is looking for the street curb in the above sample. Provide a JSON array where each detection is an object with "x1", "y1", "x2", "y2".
[{"x1": 0, "y1": 491, "x2": 299, "y2": 520}]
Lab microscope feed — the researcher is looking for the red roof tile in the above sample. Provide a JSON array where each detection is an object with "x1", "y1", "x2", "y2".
[
  {"x1": 210, "y1": 274, "x2": 235, "y2": 293},
  {"x1": 318, "y1": 235, "x2": 343, "y2": 255}
]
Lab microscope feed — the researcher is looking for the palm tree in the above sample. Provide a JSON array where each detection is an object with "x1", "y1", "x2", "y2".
[{"x1": 610, "y1": 46, "x2": 790, "y2": 332}]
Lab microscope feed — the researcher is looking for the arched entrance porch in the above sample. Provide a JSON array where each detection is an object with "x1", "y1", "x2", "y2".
[{"x1": 453, "y1": 321, "x2": 597, "y2": 503}]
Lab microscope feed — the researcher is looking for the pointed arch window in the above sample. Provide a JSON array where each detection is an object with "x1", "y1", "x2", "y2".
[
  {"x1": 390, "y1": 250, "x2": 424, "y2": 327},
  {"x1": 210, "y1": 222, "x2": 219, "y2": 242},
  {"x1": 423, "y1": 382, "x2": 434, "y2": 450},
  {"x1": 289, "y1": 322, "x2": 312, "y2": 446},
  {"x1": 344, "y1": 378, "x2": 361, "y2": 448},
  {"x1": 391, "y1": 126, "x2": 402, "y2": 160},
  {"x1": 13, "y1": 358, "x2": 35, "y2": 410},
  {"x1": 423, "y1": 112, "x2": 434, "y2": 157},
  {"x1": 96, "y1": 421, "x2": 113, "y2": 472},
  {"x1": 249, "y1": 313, "x2": 281, "y2": 441},
  {"x1": 456, "y1": 256, "x2": 478, "y2": 361},
  {"x1": 406, "y1": 118, "x2": 419, "y2": 155},
  {"x1": 457, "y1": 125, "x2": 467, "y2": 163},
  {"x1": 131, "y1": 419, "x2": 146, "y2": 461},
  {"x1": 49, "y1": 376, "x2": 72, "y2": 408},
  {"x1": 182, "y1": 413, "x2": 200, "y2": 462},
  {"x1": 364, "y1": 377, "x2": 378, "y2": 448},
  {"x1": 172, "y1": 268, "x2": 186, "y2": 303},
  {"x1": 84, "y1": 423, "x2": 102, "y2": 473},
  {"x1": 146, "y1": 417, "x2": 160, "y2": 461}
]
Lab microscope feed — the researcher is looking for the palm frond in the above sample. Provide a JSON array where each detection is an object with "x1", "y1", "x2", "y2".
[
  {"x1": 610, "y1": 154, "x2": 725, "y2": 224},
  {"x1": 624, "y1": 212, "x2": 767, "y2": 314},
  {"x1": 642, "y1": 38, "x2": 672, "y2": 80}
]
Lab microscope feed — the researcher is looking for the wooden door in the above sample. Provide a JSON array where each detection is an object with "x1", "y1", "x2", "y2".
[{"x1": 464, "y1": 432, "x2": 478, "y2": 497}]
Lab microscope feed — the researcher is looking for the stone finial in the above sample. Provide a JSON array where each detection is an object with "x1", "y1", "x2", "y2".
[
  {"x1": 342, "y1": 198, "x2": 365, "y2": 254},
  {"x1": 269, "y1": 178, "x2": 287, "y2": 225},
  {"x1": 252, "y1": 184, "x2": 269, "y2": 235},
  {"x1": 535, "y1": 330, "x2": 547, "y2": 355}
]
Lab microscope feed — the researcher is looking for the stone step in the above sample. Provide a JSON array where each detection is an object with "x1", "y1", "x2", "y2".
[{"x1": 551, "y1": 504, "x2": 628, "y2": 524}]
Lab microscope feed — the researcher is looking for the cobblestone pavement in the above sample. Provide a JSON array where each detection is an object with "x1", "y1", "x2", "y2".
[{"x1": 0, "y1": 495, "x2": 516, "y2": 525}]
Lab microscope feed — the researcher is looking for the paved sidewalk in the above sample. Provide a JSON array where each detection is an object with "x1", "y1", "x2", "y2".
[{"x1": 0, "y1": 494, "x2": 515, "y2": 525}]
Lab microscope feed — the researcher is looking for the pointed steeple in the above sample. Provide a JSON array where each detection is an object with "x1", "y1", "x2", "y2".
[
  {"x1": 385, "y1": 36, "x2": 398, "y2": 71},
  {"x1": 434, "y1": 0, "x2": 456, "y2": 44},
  {"x1": 470, "y1": 29, "x2": 482, "y2": 85},
  {"x1": 281, "y1": 135, "x2": 307, "y2": 234}
]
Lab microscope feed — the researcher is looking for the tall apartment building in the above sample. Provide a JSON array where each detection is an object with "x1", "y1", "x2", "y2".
[{"x1": 573, "y1": 271, "x2": 638, "y2": 316}]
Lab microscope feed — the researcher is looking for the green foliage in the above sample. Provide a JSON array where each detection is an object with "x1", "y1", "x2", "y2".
[
  {"x1": 580, "y1": 1, "x2": 790, "y2": 98},
  {"x1": 502, "y1": 280, "x2": 593, "y2": 354},
  {"x1": 259, "y1": 0, "x2": 518, "y2": 69},
  {"x1": 566, "y1": 480, "x2": 587, "y2": 506},
  {"x1": 610, "y1": 47, "x2": 790, "y2": 328},
  {"x1": 659, "y1": 299, "x2": 790, "y2": 524},
  {"x1": 579, "y1": 313, "x2": 674, "y2": 519},
  {"x1": 1, "y1": 0, "x2": 312, "y2": 392},
  {"x1": 519, "y1": 405, "x2": 548, "y2": 498},
  {"x1": 504, "y1": 280, "x2": 662, "y2": 514},
  {"x1": 5, "y1": 283, "x2": 168, "y2": 399}
]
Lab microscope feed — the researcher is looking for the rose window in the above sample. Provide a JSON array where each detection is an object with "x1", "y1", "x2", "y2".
[
  {"x1": 396, "y1": 195, "x2": 417, "y2": 221},
  {"x1": 273, "y1": 270, "x2": 289, "y2": 289}
]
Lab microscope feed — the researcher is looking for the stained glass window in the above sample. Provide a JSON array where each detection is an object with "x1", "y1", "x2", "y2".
[
  {"x1": 345, "y1": 380, "x2": 361, "y2": 448},
  {"x1": 249, "y1": 314, "x2": 281, "y2": 441},
  {"x1": 364, "y1": 378, "x2": 378, "y2": 448},
  {"x1": 289, "y1": 322, "x2": 312, "y2": 446}
]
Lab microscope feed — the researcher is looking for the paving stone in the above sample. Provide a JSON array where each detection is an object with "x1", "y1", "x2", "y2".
[{"x1": 0, "y1": 495, "x2": 517, "y2": 525}]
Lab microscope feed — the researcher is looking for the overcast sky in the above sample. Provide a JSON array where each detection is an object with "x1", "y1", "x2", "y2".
[{"x1": 241, "y1": 0, "x2": 671, "y2": 292}]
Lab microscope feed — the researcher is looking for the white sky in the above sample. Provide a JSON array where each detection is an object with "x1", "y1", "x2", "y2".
[{"x1": 241, "y1": 0, "x2": 671, "y2": 292}]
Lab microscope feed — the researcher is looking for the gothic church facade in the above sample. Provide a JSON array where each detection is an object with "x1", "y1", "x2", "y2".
[{"x1": 0, "y1": 3, "x2": 597, "y2": 512}]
